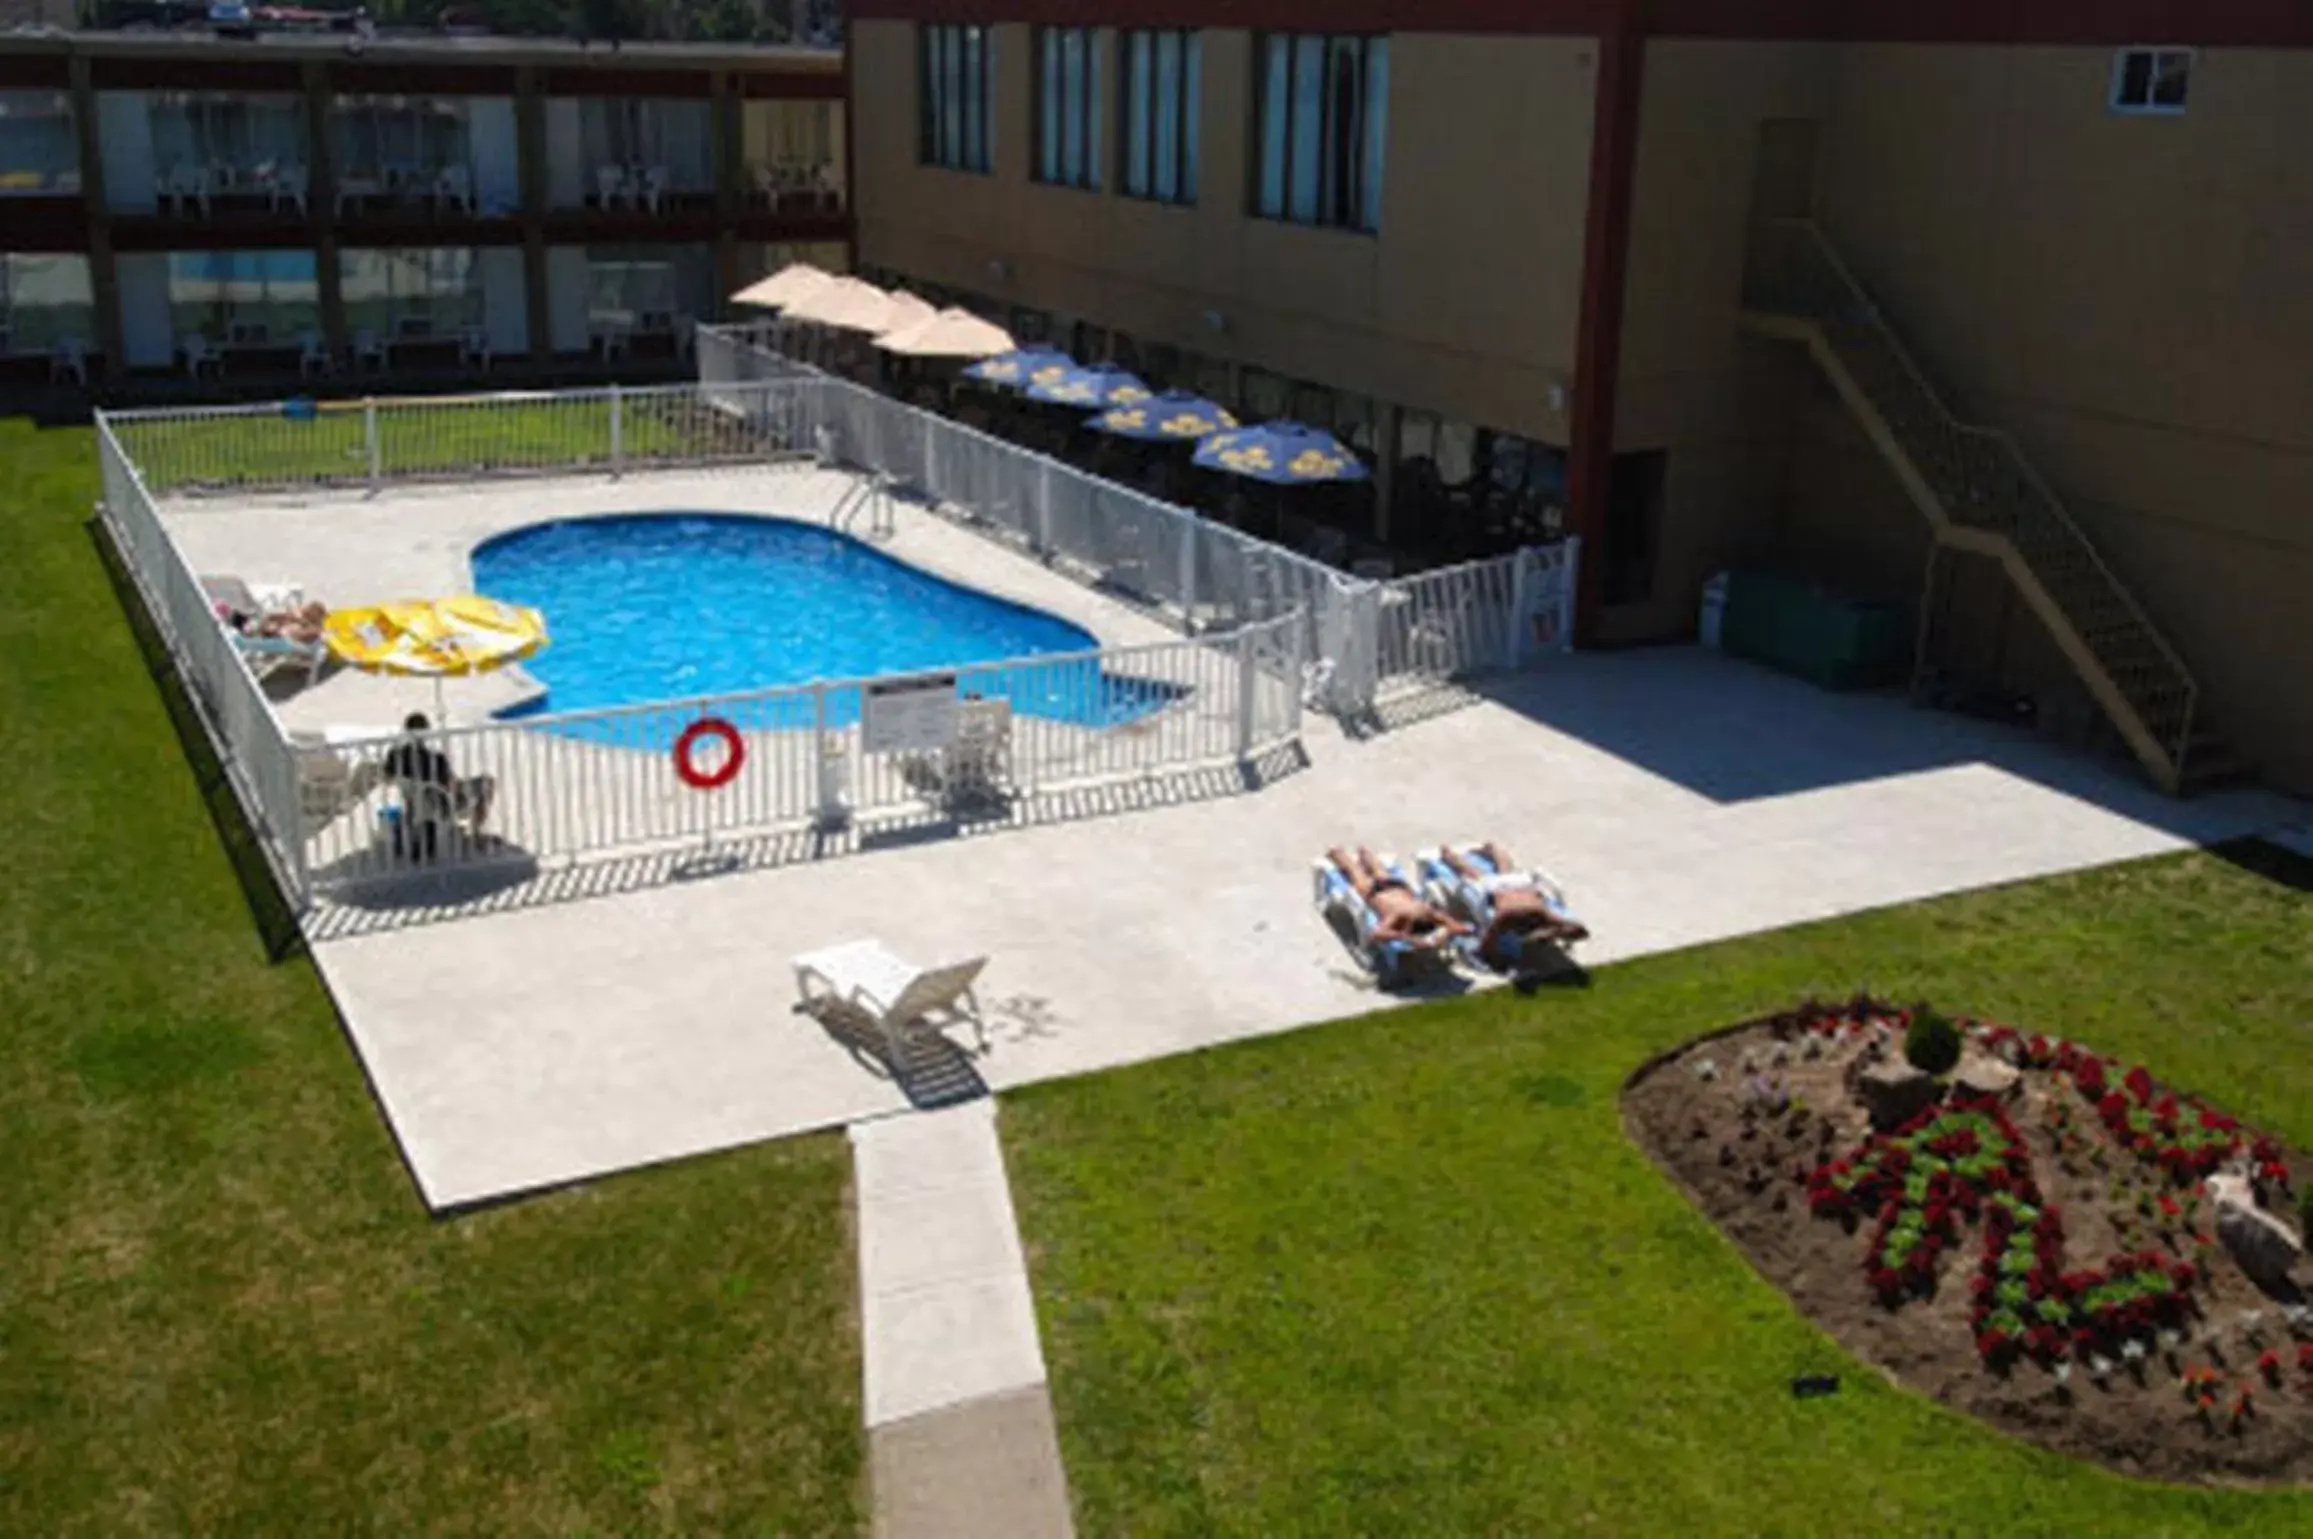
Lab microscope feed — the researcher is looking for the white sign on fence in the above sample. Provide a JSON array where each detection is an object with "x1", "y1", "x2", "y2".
[{"x1": 862, "y1": 673, "x2": 960, "y2": 754}]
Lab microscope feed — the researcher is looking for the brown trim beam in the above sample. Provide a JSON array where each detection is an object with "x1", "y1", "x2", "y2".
[
  {"x1": 1565, "y1": 3, "x2": 1646, "y2": 646},
  {"x1": 845, "y1": 0, "x2": 2313, "y2": 47}
]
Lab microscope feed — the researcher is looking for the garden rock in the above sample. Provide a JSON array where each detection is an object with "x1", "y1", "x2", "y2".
[
  {"x1": 1954, "y1": 1053, "x2": 2021, "y2": 1102},
  {"x1": 2207, "y1": 1172, "x2": 2305, "y2": 1289},
  {"x1": 1859, "y1": 1059, "x2": 1938, "y2": 1131}
]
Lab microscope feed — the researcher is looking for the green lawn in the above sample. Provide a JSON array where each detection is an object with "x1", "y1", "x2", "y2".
[
  {"x1": 109, "y1": 392, "x2": 771, "y2": 494},
  {"x1": 1006, "y1": 846, "x2": 2313, "y2": 1537},
  {"x1": 0, "y1": 419, "x2": 862, "y2": 1534}
]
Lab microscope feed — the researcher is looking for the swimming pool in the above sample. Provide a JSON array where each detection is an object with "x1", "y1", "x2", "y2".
[{"x1": 471, "y1": 513, "x2": 1180, "y2": 743}]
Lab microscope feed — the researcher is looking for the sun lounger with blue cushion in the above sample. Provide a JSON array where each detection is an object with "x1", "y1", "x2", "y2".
[
  {"x1": 1416, "y1": 841, "x2": 1586, "y2": 973},
  {"x1": 1311, "y1": 851, "x2": 1459, "y2": 987}
]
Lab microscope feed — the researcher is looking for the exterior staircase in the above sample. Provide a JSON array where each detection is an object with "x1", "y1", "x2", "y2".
[{"x1": 1740, "y1": 218, "x2": 2233, "y2": 794}]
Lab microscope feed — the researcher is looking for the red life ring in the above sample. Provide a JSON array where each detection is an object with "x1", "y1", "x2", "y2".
[{"x1": 673, "y1": 717, "x2": 745, "y2": 790}]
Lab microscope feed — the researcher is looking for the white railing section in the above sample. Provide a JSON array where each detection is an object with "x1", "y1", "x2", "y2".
[
  {"x1": 106, "y1": 380, "x2": 819, "y2": 499},
  {"x1": 700, "y1": 323, "x2": 1390, "y2": 710},
  {"x1": 95, "y1": 419, "x2": 307, "y2": 897},
  {"x1": 1371, "y1": 542, "x2": 1581, "y2": 700},
  {"x1": 296, "y1": 615, "x2": 1303, "y2": 890}
]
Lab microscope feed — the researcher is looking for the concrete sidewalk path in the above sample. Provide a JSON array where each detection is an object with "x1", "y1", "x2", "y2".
[{"x1": 852, "y1": 1102, "x2": 1073, "y2": 1538}]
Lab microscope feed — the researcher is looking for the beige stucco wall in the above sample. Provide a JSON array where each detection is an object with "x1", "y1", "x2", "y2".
[
  {"x1": 851, "y1": 20, "x2": 1595, "y2": 443},
  {"x1": 1807, "y1": 42, "x2": 2313, "y2": 788},
  {"x1": 1602, "y1": 39, "x2": 1832, "y2": 642}
]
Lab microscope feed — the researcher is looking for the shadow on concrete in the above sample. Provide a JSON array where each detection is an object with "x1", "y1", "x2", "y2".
[
  {"x1": 1361, "y1": 647, "x2": 2293, "y2": 841},
  {"x1": 311, "y1": 841, "x2": 546, "y2": 912},
  {"x1": 796, "y1": 1000, "x2": 991, "y2": 1111},
  {"x1": 301, "y1": 741, "x2": 1312, "y2": 942}
]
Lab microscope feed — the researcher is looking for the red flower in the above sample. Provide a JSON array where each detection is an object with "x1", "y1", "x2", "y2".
[
  {"x1": 2297, "y1": 1344, "x2": 2313, "y2": 1373},
  {"x1": 2259, "y1": 1349, "x2": 2284, "y2": 1381},
  {"x1": 2157, "y1": 1194, "x2": 2181, "y2": 1220},
  {"x1": 2124, "y1": 1066, "x2": 2156, "y2": 1105}
]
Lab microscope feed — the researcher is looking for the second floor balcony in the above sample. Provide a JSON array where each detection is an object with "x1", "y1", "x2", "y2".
[{"x1": 548, "y1": 98, "x2": 714, "y2": 216}]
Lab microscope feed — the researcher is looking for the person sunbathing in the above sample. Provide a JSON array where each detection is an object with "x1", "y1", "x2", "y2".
[
  {"x1": 1438, "y1": 843, "x2": 1590, "y2": 964},
  {"x1": 1328, "y1": 845, "x2": 1472, "y2": 945},
  {"x1": 222, "y1": 599, "x2": 328, "y2": 645}
]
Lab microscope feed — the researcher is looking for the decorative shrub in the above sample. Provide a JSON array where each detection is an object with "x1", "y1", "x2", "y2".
[{"x1": 1905, "y1": 1007, "x2": 1963, "y2": 1075}]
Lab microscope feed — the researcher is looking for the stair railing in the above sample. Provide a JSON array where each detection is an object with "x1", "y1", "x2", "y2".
[{"x1": 1745, "y1": 218, "x2": 2198, "y2": 773}]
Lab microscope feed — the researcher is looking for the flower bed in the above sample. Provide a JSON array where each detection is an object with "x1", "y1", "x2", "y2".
[{"x1": 1622, "y1": 996, "x2": 2313, "y2": 1484}]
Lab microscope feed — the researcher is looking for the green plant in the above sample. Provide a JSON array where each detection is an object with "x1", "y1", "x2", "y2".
[{"x1": 1904, "y1": 1006, "x2": 1964, "y2": 1075}]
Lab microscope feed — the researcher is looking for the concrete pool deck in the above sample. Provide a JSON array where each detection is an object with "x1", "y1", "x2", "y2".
[
  {"x1": 159, "y1": 465, "x2": 1181, "y2": 739},
  {"x1": 290, "y1": 640, "x2": 2294, "y2": 1210}
]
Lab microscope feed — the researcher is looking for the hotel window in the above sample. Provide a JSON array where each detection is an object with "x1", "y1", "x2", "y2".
[
  {"x1": 334, "y1": 95, "x2": 521, "y2": 216},
  {"x1": 918, "y1": 23, "x2": 993, "y2": 173},
  {"x1": 97, "y1": 90, "x2": 309, "y2": 214},
  {"x1": 1121, "y1": 29, "x2": 1198, "y2": 205},
  {"x1": 2110, "y1": 48, "x2": 2192, "y2": 114},
  {"x1": 0, "y1": 254, "x2": 95, "y2": 357},
  {"x1": 1253, "y1": 33, "x2": 1388, "y2": 232},
  {"x1": 0, "y1": 92, "x2": 80, "y2": 195},
  {"x1": 1035, "y1": 27, "x2": 1102, "y2": 190},
  {"x1": 548, "y1": 97, "x2": 714, "y2": 210}
]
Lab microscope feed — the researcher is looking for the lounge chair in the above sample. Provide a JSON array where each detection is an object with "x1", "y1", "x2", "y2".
[
  {"x1": 289, "y1": 726, "x2": 387, "y2": 833},
  {"x1": 1416, "y1": 842, "x2": 1586, "y2": 973},
  {"x1": 794, "y1": 939, "x2": 988, "y2": 1066},
  {"x1": 1311, "y1": 852, "x2": 1458, "y2": 986},
  {"x1": 201, "y1": 574, "x2": 328, "y2": 687}
]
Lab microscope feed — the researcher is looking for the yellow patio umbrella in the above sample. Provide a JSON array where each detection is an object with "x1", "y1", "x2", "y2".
[{"x1": 323, "y1": 594, "x2": 549, "y2": 718}]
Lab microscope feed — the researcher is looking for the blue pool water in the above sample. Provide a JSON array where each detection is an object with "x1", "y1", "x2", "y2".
[{"x1": 472, "y1": 513, "x2": 1177, "y2": 743}]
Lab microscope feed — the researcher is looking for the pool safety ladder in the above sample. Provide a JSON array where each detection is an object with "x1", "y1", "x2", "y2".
[{"x1": 831, "y1": 472, "x2": 897, "y2": 541}]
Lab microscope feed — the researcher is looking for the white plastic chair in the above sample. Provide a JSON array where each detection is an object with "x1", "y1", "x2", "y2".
[
  {"x1": 434, "y1": 164, "x2": 472, "y2": 215},
  {"x1": 352, "y1": 328, "x2": 387, "y2": 372},
  {"x1": 594, "y1": 320, "x2": 631, "y2": 361},
  {"x1": 181, "y1": 333, "x2": 222, "y2": 379},
  {"x1": 458, "y1": 325, "x2": 492, "y2": 370},
  {"x1": 49, "y1": 337, "x2": 88, "y2": 385},
  {"x1": 272, "y1": 161, "x2": 309, "y2": 215},
  {"x1": 595, "y1": 163, "x2": 627, "y2": 210},
  {"x1": 637, "y1": 164, "x2": 667, "y2": 213},
  {"x1": 793, "y1": 939, "x2": 988, "y2": 1065},
  {"x1": 297, "y1": 330, "x2": 332, "y2": 378}
]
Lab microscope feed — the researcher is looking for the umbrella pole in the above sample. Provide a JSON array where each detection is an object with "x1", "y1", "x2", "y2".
[{"x1": 433, "y1": 674, "x2": 447, "y2": 725}]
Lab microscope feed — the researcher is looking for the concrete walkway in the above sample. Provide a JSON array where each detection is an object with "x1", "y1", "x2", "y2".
[
  {"x1": 853, "y1": 1103, "x2": 1073, "y2": 1538},
  {"x1": 300, "y1": 645, "x2": 2296, "y2": 1210}
]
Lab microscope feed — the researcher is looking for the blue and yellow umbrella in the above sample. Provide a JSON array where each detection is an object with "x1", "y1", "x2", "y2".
[
  {"x1": 1192, "y1": 420, "x2": 1371, "y2": 485},
  {"x1": 1026, "y1": 362, "x2": 1153, "y2": 411},
  {"x1": 962, "y1": 347, "x2": 1076, "y2": 390},
  {"x1": 1092, "y1": 390, "x2": 1237, "y2": 442}
]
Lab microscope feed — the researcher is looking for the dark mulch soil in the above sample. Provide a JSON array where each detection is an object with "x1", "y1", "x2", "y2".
[{"x1": 1623, "y1": 1000, "x2": 2313, "y2": 1487}]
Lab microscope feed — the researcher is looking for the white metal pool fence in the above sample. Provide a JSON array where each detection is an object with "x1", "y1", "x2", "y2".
[
  {"x1": 105, "y1": 379, "x2": 818, "y2": 498},
  {"x1": 294, "y1": 616, "x2": 1304, "y2": 889},
  {"x1": 96, "y1": 418, "x2": 307, "y2": 903},
  {"x1": 696, "y1": 324, "x2": 1579, "y2": 713},
  {"x1": 94, "y1": 407, "x2": 1305, "y2": 904}
]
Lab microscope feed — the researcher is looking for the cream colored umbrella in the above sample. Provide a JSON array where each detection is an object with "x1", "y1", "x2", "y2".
[
  {"x1": 782, "y1": 276, "x2": 904, "y2": 333},
  {"x1": 872, "y1": 291, "x2": 938, "y2": 342},
  {"x1": 875, "y1": 307, "x2": 1017, "y2": 359},
  {"x1": 730, "y1": 262, "x2": 833, "y2": 310}
]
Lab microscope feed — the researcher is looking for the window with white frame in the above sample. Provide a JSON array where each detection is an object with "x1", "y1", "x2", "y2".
[
  {"x1": 2111, "y1": 47, "x2": 2192, "y2": 114},
  {"x1": 918, "y1": 23, "x2": 993, "y2": 173},
  {"x1": 1035, "y1": 27, "x2": 1102, "y2": 190},
  {"x1": 1253, "y1": 33, "x2": 1388, "y2": 233},
  {"x1": 1121, "y1": 29, "x2": 1199, "y2": 205}
]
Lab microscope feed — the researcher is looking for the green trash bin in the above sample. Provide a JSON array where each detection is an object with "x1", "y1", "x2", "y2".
[{"x1": 1720, "y1": 570, "x2": 1907, "y2": 691}]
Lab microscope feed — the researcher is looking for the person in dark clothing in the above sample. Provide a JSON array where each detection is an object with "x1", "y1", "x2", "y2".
[{"x1": 382, "y1": 712, "x2": 494, "y2": 858}]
